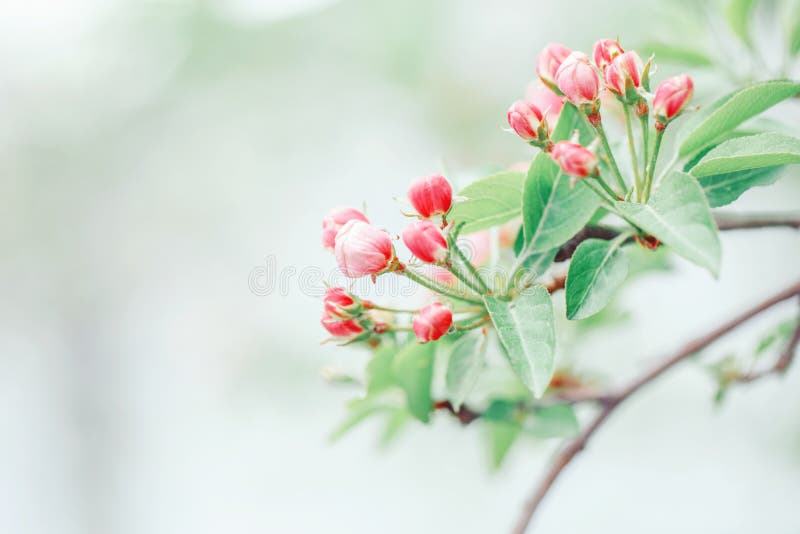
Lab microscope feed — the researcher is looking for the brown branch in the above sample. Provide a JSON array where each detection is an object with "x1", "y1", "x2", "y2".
[
  {"x1": 553, "y1": 212, "x2": 800, "y2": 262},
  {"x1": 511, "y1": 279, "x2": 800, "y2": 534}
]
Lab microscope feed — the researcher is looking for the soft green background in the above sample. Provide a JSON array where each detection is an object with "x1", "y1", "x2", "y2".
[{"x1": 3, "y1": 0, "x2": 800, "y2": 533}]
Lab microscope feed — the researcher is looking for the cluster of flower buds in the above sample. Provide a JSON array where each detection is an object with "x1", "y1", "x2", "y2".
[
  {"x1": 321, "y1": 173, "x2": 479, "y2": 344},
  {"x1": 505, "y1": 39, "x2": 694, "y2": 184}
]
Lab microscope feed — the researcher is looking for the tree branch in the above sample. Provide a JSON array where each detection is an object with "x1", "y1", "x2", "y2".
[
  {"x1": 734, "y1": 312, "x2": 800, "y2": 383},
  {"x1": 511, "y1": 279, "x2": 800, "y2": 534},
  {"x1": 553, "y1": 212, "x2": 800, "y2": 262}
]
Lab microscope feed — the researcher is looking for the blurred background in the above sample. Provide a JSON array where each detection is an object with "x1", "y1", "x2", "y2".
[{"x1": 2, "y1": 0, "x2": 800, "y2": 533}]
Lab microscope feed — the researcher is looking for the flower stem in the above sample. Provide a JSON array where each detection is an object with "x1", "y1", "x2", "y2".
[
  {"x1": 643, "y1": 127, "x2": 665, "y2": 201},
  {"x1": 369, "y1": 304, "x2": 484, "y2": 314},
  {"x1": 581, "y1": 111, "x2": 627, "y2": 195},
  {"x1": 638, "y1": 114, "x2": 650, "y2": 202},
  {"x1": 623, "y1": 106, "x2": 642, "y2": 199},
  {"x1": 454, "y1": 315, "x2": 490, "y2": 331},
  {"x1": 583, "y1": 177, "x2": 618, "y2": 206},
  {"x1": 445, "y1": 263, "x2": 487, "y2": 295},
  {"x1": 398, "y1": 269, "x2": 483, "y2": 305},
  {"x1": 449, "y1": 237, "x2": 492, "y2": 294}
]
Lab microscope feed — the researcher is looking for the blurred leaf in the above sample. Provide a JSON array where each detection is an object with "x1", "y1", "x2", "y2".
[
  {"x1": 615, "y1": 172, "x2": 721, "y2": 276},
  {"x1": 565, "y1": 236, "x2": 630, "y2": 320},
  {"x1": 484, "y1": 286, "x2": 556, "y2": 398},
  {"x1": 391, "y1": 342, "x2": 436, "y2": 423},
  {"x1": 639, "y1": 42, "x2": 714, "y2": 66},
  {"x1": 755, "y1": 318, "x2": 796, "y2": 356},
  {"x1": 791, "y1": 2, "x2": 800, "y2": 55},
  {"x1": 525, "y1": 404, "x2": 579, "y2": 438},
  {"x1": 678, "y1": 80, "x2": 800, "y2": 157},
  {"x1": 486, "y1": 421, "x2": 521, "y2": 469},
  {"x1": 725, "y1": 0, "x2": 755, "y2": 44},
  {"x1": 330, "y1": 398, "x2": 392, "y2": 442},
  {"x1": 697, "y1": 166, "x2": 782, "y2": 207},
  {"x1": 379, "y1": 409, "x2": 412, "y2": 449},
  {"x1": 690, "y1": 133, "x2": 800, "y2": 176},
  {"x1": 450, "y1": 172, "x2": 525, "y2": 233},
  {"x1": 366, "y1": 345, "x2": 397, "y2": 395},
  {"x1": 626, "y1": 245, "x2": 673, "y2": 277},
  {"x1": 445, "y1": 332, "x2": 487, "y2": 410},
  {"x1": 482, "y1": 399, "x2": 520, "y2": 422}
]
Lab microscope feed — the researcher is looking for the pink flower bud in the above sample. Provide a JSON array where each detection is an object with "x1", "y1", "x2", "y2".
[
  {"x1": 592, "y1": 39, "x2": 624, "y2": 70},
  {"x1": 652, "y1": 74, "x2": 694, "y2": 121},
  {"x1": 412, "y1": 302, "x2": 453, "y2": 343},
  {"x1": 526, "y1": 81, "x2": 565, "y2": 123},
  {"x1": 537, "y1": 43, "x2": 572, "y2": 87},
  {"x1": 507, "y1": 100, "x2": 544, "y2": 142},
  {"x1": 334, "y1": 220, "x2": 394, "y2": 278},
  {"x1": 604, "y1": 51, "x2": 643, "y2": 98},
  {"x1": 323, "y1": 287, "x2": 362, "y2": 319},
  {"x1": 555, "y1": 52, "x2": 600, "y2": 105},
  {"x1": 402, "y1": 220, "x2": 448, "y2": 264},
  {"x1": 550, "y1": 141, "x2": 598, "y2": 178},
  {"x1": 407, "y1": 174, "x2": 453, "y2": 218},
  {"x1": 322, "y1": 206, "x2": 369, "y2": 250},
  {"x1": 321, "y1": 309, "x2": 365, "y2": 338}
]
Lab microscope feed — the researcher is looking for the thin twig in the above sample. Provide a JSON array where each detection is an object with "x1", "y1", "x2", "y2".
[
  {"x1": 511, "y1": 279, "x2": 800, "y2": 534},
  {"x1": 734, "y1": 313, "x2": 800, "y2": 383}
]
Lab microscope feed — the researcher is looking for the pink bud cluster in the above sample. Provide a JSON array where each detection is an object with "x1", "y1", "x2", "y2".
[{"x1": 505, "y1": 39, "x2": 694, "y2": 180}]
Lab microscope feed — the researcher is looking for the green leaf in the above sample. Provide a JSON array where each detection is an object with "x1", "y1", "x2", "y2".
[
  {"x1": 379, "y1": 409, "x2": 411, "y2": 448},
  {"x1": 615, "y1": 171, "x2": 721, "y2": 275},
  {"x1": 445, "y1": 332, "x2": 486, "y2": 410},
  {"x1": 678, "y1": 80, "x2": 800, "y2": 157},
  {"x1": 484, "y1": 286, "x2": 556, "y2": 398},
  {"x1": 639, "y1": 42, "x2": 714, "y2": 66},
  {"x1": 525, "y1": 404, "x2": 579, "y2": 438},
  {"x1": 521, "y1": 104, "x2": 600, "y2": 258},
  {"x1": 366, "y1": 345, "x2": 397, "y2": 395},
  {"x1": 725, "y1": 0, "x2": 755, "y2": 44},
  {"x1": 486, "y1": 421, "x2": 521, "y2": 469},
  {"x1": 329, "y1": 398, "x2": 392, "y2": 442},
  {"x1": 565, "y1": 236, "x2": 630, "y2": 320},
  {"x1": 450, "y1": 171, "x2": 525, "y2": 233},
  {"x1": 791, "y1": 3, "x2": 800, "y2": 55},
  {"x1": 690, "y1": 133, "x2": 800, "y2": 177},
  {"x1": 698, "y1": 166, "x2": 783, "y2": 207},
  {"x1": 391, "y1": 342, "x2": 435, "y2": 423}
]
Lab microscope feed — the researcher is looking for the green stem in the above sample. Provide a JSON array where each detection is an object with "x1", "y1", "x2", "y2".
[
  {"x1": 638, "y1": 114, "x2": 650, "y2": 202},
  {"x1": 370, "y1": 304, "x2": 485, "y2": 314},
  {"x1": 398, "y1": 269, "x2": 483, "y2": 305},
  {"x1": 445, "y1": 263, "x2": 487, "y2": 295},
  {"x1": 583, "y1": 177, "x2": 618, "y2": 206},
  {"x1": 643, "y1": 127, "x2": 665, "y2": 201},
  {"x1": 450, "y1": 238, "x2": 492, "y2": 294},
  {"x1": 591, "y1": 117, "x2": 628, "y2": 195},
  {"x1": 623, "y1": 107, "x2": 642, "y2": 199},
  {"x1": 454, "y1": 315, "x2": 491, "y2": 331}
]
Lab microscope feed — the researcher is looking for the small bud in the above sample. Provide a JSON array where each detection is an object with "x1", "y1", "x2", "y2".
[
  {"x1": 555, "y1": 52, "x2": 600, "y2": 106},
  {"x1": 322, "y1": 206, "x2": 369, "y2": 250},
  {"x1": 323, "y1": 287, "x2": 363, "y2": 319},
  {"x1": 321, "y1": 309, "x2": 365, "y2": 338},
  {"x1": 507, "y1": 100, "x2": 545, "y2": 142},
  {"x1": 592, "y1": 39, "x2": 624, "y2": 70},
  {"x1": 549, "y1": 141, "x2": 598, "y2": 179},
  {"x1": 412, "y1": 302, "x2": 453, "y2": 343},
  {"x1": 334, "y1": 220, "x2": 395, "y2": 278},
  {"x1": 402, "y1": 220, "x2": 448, "y2": 264},
  {"x1": 407, "y1": 174, "x2": 453, "y2": 218},
  {"x1": 652, "y1": 74, "x2": 694, "y2": 121},
  {"x1": 537, "y1": 43, "x2": 572, "y2": 88},
  {"x1": 604, "y1": 51, "x2": 643, "y2": 99}
]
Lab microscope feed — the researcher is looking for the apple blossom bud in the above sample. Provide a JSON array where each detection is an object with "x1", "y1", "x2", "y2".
[
  {"x1": 652, "y1": 74, "x2": 694, "y2": 121},
  {"x1": 592, "y1": 39, "x2": 624, "y2": 70},
  {"x1": 321, "y1": 309, "x2": 365, "y2": 338},
  {"x1": 323, "y1": 287, "x2": 363, "y2": 319},
  {"x1": 556, "y1": 52, "x2": 600, "y2": 106},
  {"x1": 550, "y1": 141, "x2": 598, "y2": 179},
  {"x1": 507, "y1": 100, "x2": 544, "y2": 142},
  {"x1": 334, "y1": 220, "x2": 394, "y2": 278},
  {"x1": 407, "y1": 174, "x2": 453, "y2": 218},
  {"x1": 526, "y1": 81, "x2": 565, "y2": 123},
  {"x1": 412, "y1": 302, "x2": 453, "y2": 343},
  {"x1": 604, "y1": 51, "x2": 643, "y2": 99},
  {"x1": 402, "y1": 220, "x2": 448, "y2": 264},
  {"x1": 322, "y1": 206, "x2": 369, "y2": 250},
  {"x1": 537, "y1": 43, "x2": 571, "y2": 87}
]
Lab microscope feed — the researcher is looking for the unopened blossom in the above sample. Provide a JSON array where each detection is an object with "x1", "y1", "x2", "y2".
[
  {"x1": 412, "y1": 302, "x2": 453, "y2": 343},
  {"x1": 334, "y1": 220, "x2": 394, "y2": 278}
]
